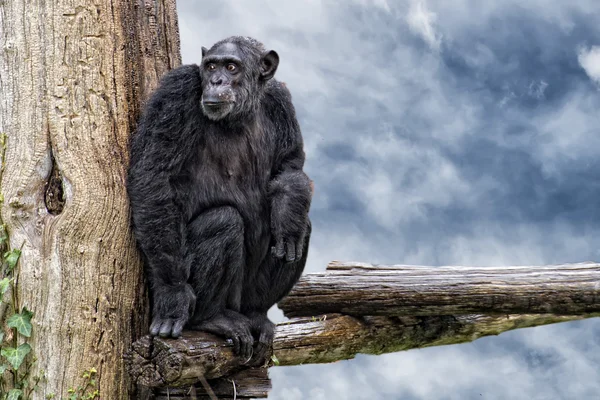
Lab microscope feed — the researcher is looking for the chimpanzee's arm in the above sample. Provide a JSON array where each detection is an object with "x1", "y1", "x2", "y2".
[
  {"x1": 266, "y1": 81, "x2": 313, "y2": 262},
  {"x1": 127, "y1": 65, "x2": 202, "y2": 337}
]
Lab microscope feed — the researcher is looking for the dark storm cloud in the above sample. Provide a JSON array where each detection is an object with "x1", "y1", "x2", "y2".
[{"x1": 177, "y1": 0, "x2": 600, "y2": 398}]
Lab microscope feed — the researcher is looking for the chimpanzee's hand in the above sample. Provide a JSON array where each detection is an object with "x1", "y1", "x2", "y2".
[
  {"x1": 150, "y1": 283, "x2": 196, "y2": 338},
  {"x1": 271, "y1": 229, "x2": 307, "y2": 263}
]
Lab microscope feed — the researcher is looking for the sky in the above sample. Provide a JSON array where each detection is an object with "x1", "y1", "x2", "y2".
[{"x1": 176, "y1": 1, "x2": 600, "y2": 399}]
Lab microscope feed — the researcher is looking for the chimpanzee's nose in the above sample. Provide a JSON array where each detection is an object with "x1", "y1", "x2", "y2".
[{"x1": 211, "y1": 76, "x2": 223, "y2": 85}]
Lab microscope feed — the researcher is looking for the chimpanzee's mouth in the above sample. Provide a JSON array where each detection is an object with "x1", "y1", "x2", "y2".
[
  {"x1": 203, "y1": 101, "x2": 230, "y2": 107},
  {"x1": 201, "y1": 100, "x2": 235, "y2": 121}
]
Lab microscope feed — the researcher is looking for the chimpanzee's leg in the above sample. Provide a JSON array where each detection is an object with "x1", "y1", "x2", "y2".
[
  {"x1": 185, "y1": 206, "x2": 253, "y2": 358},
  {"x1": 242, "y1": 220, "x2": 311, "y2": 363}
]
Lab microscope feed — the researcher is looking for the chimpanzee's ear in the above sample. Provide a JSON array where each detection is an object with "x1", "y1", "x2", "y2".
[
  {"x1": 260, "y1": 50, "x2": 279, "y2": 81},
  {"x1": 202, "y1": 47, "x2": 208, "y2": 58}
]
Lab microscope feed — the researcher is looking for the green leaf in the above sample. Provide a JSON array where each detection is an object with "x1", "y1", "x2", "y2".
[
  {"x1": 0, "y1": 278, "x2": 10, "y2": 294},
  {"x1": 271, "y1": 354, "x2": 280, "y2": 366},
  {"x1": 0, "y1": 277, "x2": 10, "y2": 303},
  {"x1": 0, "y1": 332, "x2": 4, "y2": 343},
  {"x1": 7, "y1": 308, "x2": 33, "y2": 337},
  {"x1": 0, "y1": 363, "x2": 7, "y2": 374},
  {"x1": 4, "y1": 249, "x2": 21, "y2": 270},
  {"x1": 1, "y1": 343, "x2": 31, "y2": 370},
  {"x1": 7, "y1": 389, "x2": 22, "y2": 400}
]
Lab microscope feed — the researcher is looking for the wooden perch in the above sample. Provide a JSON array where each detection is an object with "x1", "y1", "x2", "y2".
[
  {"x1": 127, "y1": 312, "x2": 593, "y2": 389},
  {"x1": 279, "y1": 261, "x2": 600, "y2": 317},
  {"x1": 126, "y1": 261, "x2": 600, "y2": 395}
]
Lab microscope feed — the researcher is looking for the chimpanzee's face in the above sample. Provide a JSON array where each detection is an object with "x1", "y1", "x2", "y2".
[
  {"x1": 200, "y1": 42, "x2": 249, "y2": 121},
  {"x1": 200, "y1": 39, "x2": 279, "y2": 121}
]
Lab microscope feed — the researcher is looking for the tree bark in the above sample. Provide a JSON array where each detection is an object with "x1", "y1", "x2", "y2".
[
  {"x1": 152, "y1": 369, "x2": 271, "y2": 399},
  {"x1": 127, "y1": 312, "x2": 594, "y2": 388},
  {"x1": 0, "y1": 1, "x2": 180, "y2": 398},
  {"x1": 279, "y1": 261, "x2": 600, "y2": 317}
]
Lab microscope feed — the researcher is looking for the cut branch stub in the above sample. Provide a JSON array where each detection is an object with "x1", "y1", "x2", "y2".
[
  {"x1": 278, "y1": 261, "x2": 600, "y2": 318},
  {"x1": 126, "y1": 332, "x2": 255, "y2": 388}
]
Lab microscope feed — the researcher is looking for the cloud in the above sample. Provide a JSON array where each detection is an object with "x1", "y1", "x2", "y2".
[
  {"x1": 578, "y1": 45, "x2": 600, "y2": 85},
  {"x1": 407, "y1": 0, "x2": 442, "y2": 50}
]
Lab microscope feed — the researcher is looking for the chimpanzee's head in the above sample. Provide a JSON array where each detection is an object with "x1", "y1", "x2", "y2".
[{"x1": 200, "y1": 36, "x2": 279, "y2": 121}]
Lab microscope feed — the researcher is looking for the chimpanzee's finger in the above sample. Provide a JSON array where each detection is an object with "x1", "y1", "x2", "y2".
[
  {"x1": 295, "y1": 240, "x2": 304, "y2": 261},
  {"x1": 159, "y1": 320, "x2": 174, "y2": 338},
  {"x1": 272, "y1": 239, "x2": 285, "y2": 258},
  {"x1": 150, "y1": 319, "x2": 162, "y2": 336},
  {"x1": 172, "y1": 319, "x2": 186, "y2": 338},
  {"x1": 231, "y1": 334, "x2": 241, "y2": 355},
  {"x1": 285, "y1": 242, "x2": 296, "y2": 262}
]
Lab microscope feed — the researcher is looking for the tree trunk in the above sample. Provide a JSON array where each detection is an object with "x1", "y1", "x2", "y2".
[{"x1": 0, "y1": 1, "x2": 180, "y2": 398}]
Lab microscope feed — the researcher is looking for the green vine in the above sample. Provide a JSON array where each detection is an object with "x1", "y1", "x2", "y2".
[
  {"x1": 64, "y1": 368, "x2": 99, "y2": 400},
  {"x1": 0, "y1": 132, "x2": 42, "y2": 400}
]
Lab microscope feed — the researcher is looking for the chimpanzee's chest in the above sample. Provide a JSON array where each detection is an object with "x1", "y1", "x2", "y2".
[{"x1": 180, "y1": 127, "x2": 275, "y2": 217}]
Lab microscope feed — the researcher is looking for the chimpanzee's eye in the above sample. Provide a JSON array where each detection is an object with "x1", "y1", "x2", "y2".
[
  {"x1": 226, "y1": 64, "x2": 237, "y2": 72},
  {"x1": 207, "y1": 63, "x2": 216, "y2": 71}
]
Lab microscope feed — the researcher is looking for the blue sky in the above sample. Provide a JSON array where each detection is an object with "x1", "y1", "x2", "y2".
[{"x1": 177, "y1": 1, "x2": 600, "y2": 398}]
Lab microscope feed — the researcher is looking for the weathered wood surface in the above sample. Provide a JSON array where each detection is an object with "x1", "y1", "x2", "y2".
[
  {"x1": 127, "y1": 312, "x2": 594, "y2": 388},
  {"x1": 152, "y1": 369, "x2": 270, "y2": 399},
  {"x1": 279, "y1": 261, "x2": 600, "y2": 317},
  {"x1": 127, "y1": 332, "x2": 258, "y2": 388}
]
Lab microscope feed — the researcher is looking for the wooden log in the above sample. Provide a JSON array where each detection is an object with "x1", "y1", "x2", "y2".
[
  {"x1": 126, "y1": 331, "x2": 251, "y2": 388},
  {"x1": 126, "y1": 312, "x2": 595, "y2": 388},
  {"x1": 151, "y1": 369, "x2": 271, "y2": 399},
  {"x1": 126, "y1": 261, "x2": 600, "y2": 389},
  {"x1": 279, "y1": 261, "x2": 600, "y2": 317}
]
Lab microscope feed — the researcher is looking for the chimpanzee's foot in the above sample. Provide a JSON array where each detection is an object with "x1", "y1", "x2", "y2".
[
  {"x1": 248, "y1": 314, "x2": 275, "y2": 366},
  {"x1": 191, "y1": 310, "x2": 253, "y2": 360}
]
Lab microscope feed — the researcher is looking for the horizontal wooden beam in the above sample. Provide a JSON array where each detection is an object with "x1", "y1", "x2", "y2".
[
  {"x1": 126, "y1": 261, "x2": 600, "y2": 390},
  {"x1": 126, "y1": 312, "x2": 594, "y2": 388},
  {"x1": 279, "y1": 261, "x2": 600, "y2": 317}
]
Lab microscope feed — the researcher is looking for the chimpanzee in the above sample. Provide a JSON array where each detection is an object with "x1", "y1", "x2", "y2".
[{"x1": 127, "y1": 36, "x2": 312, "y2": 363}]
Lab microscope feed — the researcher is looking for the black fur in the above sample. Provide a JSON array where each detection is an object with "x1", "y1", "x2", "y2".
[{"x1": 127, "y1": 36, "x2": 312, "y2": 363}]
